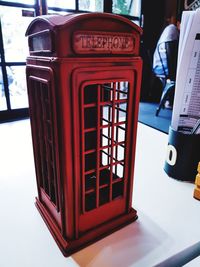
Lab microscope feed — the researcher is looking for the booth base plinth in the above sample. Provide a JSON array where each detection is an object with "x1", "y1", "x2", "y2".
[{"x1": 35, "y1": 198, "x2": 137, "y2": 257}]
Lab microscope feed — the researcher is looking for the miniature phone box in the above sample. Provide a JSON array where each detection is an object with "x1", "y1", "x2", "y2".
[{"x1": 25, "y1": 13, "x2": 142, "y2": 256}]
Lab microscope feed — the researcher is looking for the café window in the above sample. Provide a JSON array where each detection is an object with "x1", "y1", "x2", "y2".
[
  {"x1": 0, "y1": 0, "x2": 141, "y2": 123},
  {"x1": 46, "y1": 0, "x2": 141, "y2": 25}
]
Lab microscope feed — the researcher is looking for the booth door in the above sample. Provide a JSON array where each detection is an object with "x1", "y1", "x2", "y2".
[{"x1": 72, "y1": 66, "x2": 139, "y2": 235}]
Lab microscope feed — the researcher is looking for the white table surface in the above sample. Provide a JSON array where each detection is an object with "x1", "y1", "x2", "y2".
[{"x1": 0, "y1": 119, "x2": 199, "y2": 267}]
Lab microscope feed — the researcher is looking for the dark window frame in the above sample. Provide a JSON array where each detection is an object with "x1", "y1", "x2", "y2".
[{"x1": 0, "y1": 0, "x2": 141, "y2": 123}]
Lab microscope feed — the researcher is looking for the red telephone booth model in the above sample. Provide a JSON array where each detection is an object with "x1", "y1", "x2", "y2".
[{"x1": 26, "y1": 13, "x2": 142, "y2": 256}]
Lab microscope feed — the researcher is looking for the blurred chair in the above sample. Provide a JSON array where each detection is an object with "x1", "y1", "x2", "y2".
[{"x1": 155, "y1": 40, "x2": 179, "y2": 116}]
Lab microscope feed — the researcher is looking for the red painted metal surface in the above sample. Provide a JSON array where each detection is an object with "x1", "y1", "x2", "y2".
[{"x1": 26, "y1": 13, "x2": 142, "y2": 256}]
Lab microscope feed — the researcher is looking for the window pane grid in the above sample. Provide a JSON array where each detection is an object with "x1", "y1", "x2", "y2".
[{"x1": 81, "y1": 80, "x2": 129, "y2": 212}]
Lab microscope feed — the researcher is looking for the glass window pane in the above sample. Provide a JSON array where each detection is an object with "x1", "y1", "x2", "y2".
[
  {"x1": 112, "y1": 0, "x2": 141, "y2": 17},
  {"x1": 79, "y1": 0, "x2": 103, "y2": 12},
  {"x1": 0, "y1": 67, "x2": 7, "y2": 111},
  {"x1": 132, "y1": 19, "x2": 140, "y2": 26},
  {"x1": 2, "y1": 0, "x2": 35, "y2": 3},
  {"x1": 9, "y1": 66, "x2": 29, "y2": 109},
  {"x1": 129, "y1": 0, "x2": 141, "y2": 17},
  {"x1": 0, "y1": 6, "x2": 34, "y2": 62},
  {"x1": 47, "y1": 0, "x2": 75, "y2": 9},
  {"x1": 48, "y1": 10, "x2": 70, "y2": 15}
]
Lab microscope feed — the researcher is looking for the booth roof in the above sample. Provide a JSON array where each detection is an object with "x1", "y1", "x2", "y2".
[{"x1": 25, "y1": 12, "x2": 142, "y2": 36}]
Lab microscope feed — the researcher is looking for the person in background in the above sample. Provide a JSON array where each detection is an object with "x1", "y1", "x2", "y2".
[
  {"x1": 152, "y1": 15, "x2": 181, "y2": 108},
  {"x1": 153, "y1": 15, "x2": 180, "y2": 80}
]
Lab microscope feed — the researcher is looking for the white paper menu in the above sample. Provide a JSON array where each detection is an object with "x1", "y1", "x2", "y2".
[{"x1": 171, "y1": 8, "x2": 200, "y2": 134}]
